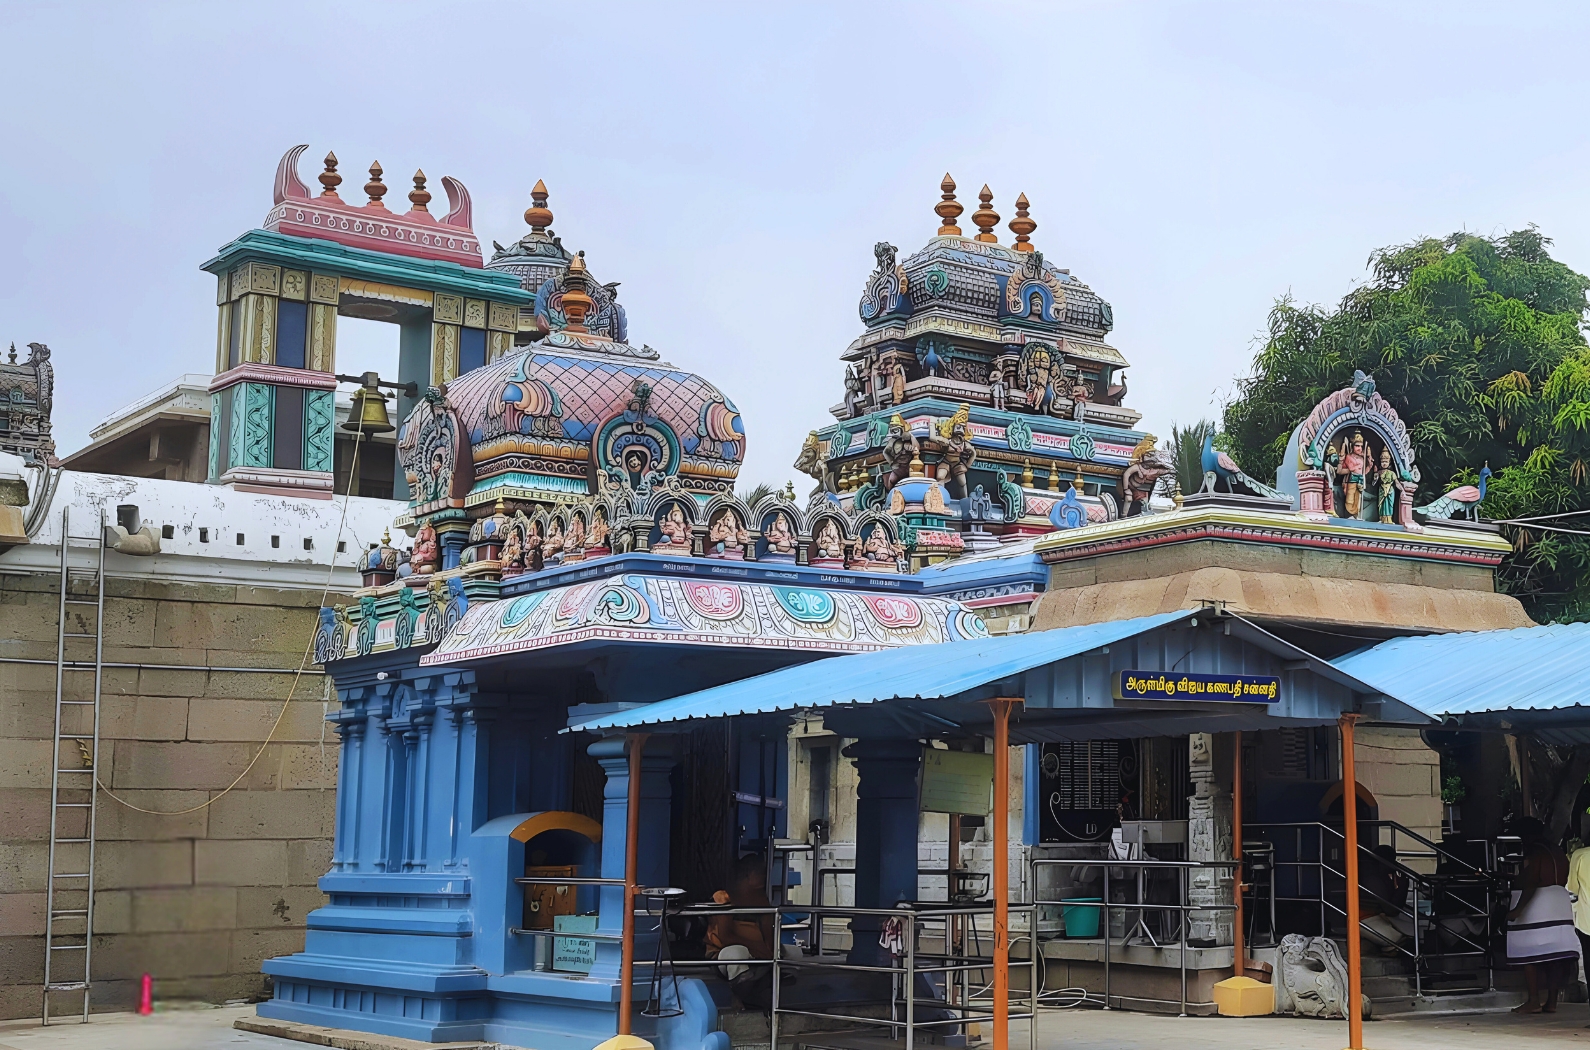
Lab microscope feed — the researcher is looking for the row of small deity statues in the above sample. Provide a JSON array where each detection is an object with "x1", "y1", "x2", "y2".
[
  {"x1": 840, "y1": 341, "x2": 1097, "y2": 422},
  {"x1": 372, "y1": 488, "x2": 912, "y2": 587}
]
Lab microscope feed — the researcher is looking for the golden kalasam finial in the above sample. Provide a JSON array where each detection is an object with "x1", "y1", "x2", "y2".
[
  {"x1": 1048, "y1": 462, "x2": 1061, "y2": 492},
  {"x1": 365, "y1": 161, "x2": 387, "y2": 208},
  {"x1": 1074, "y1": 466, "x2": 1085, "y2": 490},
  {"x1": 1022, "y1": 458, "x2": 1034, "y2": 487},
  {"x1": 409, "y1": 169, "x2": 431, "y2": 212},
  {"x1": 524, "y1": 179, "x2": 554, "y2": 232},
  {"x1": 935, "y1": 174, "x2": 963, "y2": 236},
  {"x1": 318, "y1": 152, "x2": 342, "y2": 197},
  {"x1": 560, "y1": 250, "x2": 595, "y2": 332},
  {"x1": 972, "y1": 185, "x2": 1000, "y2": 243},
  {"x1": 1010, "y1": 192, "x2": 1036, "y2": 252}
]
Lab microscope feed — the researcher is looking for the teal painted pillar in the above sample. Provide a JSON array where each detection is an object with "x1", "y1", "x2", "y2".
[{"x1": 590, "y1": 735, "x2": 675, "y2": 983}]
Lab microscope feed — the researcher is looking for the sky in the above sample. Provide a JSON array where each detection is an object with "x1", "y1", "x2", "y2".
[{"x1": 2, "y1": 1, "x2": 1588, "y2": 490}]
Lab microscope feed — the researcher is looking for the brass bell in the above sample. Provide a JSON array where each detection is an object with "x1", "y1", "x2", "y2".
[{"x1": 343, "y1": 374, "x2": 394, "y2": 436}]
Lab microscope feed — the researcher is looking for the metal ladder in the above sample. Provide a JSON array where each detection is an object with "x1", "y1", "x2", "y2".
[{"x1": 43, "y1": 505, "x2": 105, "y2": 1024}]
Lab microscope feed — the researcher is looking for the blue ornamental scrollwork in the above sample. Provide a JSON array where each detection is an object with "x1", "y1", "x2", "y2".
[
  {"x1": 773, "y1": 587, "x2": 836, "y2": 624},
  {"x1": 866, "y1": 415, "x2": 889, "y2": 449},
  {"x1": 1070, "y1": 426, "x2": 1097, "y2": 462},
  {"x1": 394, "y1": 587, "x2": 418, "y2": 649},
  {"x1": 858, "y1": 242, "x2": 909, "y2": 322},
  {"x1": 355, "y1": 595, "x2": 378, "y2": 657},
  {"x1": 996, "y1": 470, "x2": 1025, "y2": 520},
  {"x1": 922, "y1": 267, "x2": 950, "y2": 297},
  {"x1": 1005, "y1": 416, "x2": 1033, "y2": 452}
]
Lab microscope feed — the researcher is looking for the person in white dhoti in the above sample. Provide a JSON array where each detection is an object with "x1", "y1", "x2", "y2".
[{"x1": 1507, "y1": 817, "x2": 1578, "y2": 1013}]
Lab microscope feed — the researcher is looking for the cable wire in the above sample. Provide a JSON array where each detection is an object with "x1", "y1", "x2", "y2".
[{"x1": 95, "y1": 409, "x2": 368, "y2": 815}]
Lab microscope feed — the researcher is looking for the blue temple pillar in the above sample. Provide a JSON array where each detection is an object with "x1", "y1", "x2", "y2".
[
  {"x1": 844, "y1": 738, "x2": 922, "y2": 965},
  {"x1": 590, "y1": 734, "x2": 676, "y2": 982}
]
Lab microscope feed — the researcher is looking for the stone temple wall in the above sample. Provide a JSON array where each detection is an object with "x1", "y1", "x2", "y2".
[{"x1": 0, "y1": 570, "x2": 338, "y2": 1018}]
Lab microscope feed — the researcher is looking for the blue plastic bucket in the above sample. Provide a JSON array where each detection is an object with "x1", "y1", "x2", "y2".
[{"x1": 1061, "y1": 898, "x2": 1102, "y2": 938}]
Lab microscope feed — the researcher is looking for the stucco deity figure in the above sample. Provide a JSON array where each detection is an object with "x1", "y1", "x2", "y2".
[
  {"x1": 707, "y1": 508, "x2": 750, "y2": 558},
  {"x1": 656, "y1": 503, "x2": 691, "y2": 551},
  {"x1": 989, "y1": 363, "x2": 1008, "y2": 411},
  {"x1": 1341, "y1": 430, "x2": 1370, "y2": 518},
  {"x1": 411, "y1": 522, "x2": 440, "y2": 574},
  {"x1": 890, "y1": 362, "x2": 907, "y2": 405},
  {"x1": 563, "y1": 515, "x2": 586, "y2": 558},
  {"x1": 1069, "y1": 374, "x2": 1091, "y2": 422},
  {"x1": 859, "y1": 525, "x2": 904, "y2": 567},
  {"x1": 1377, "y1": 448, "x2": 1398, "y2": 523},
  {"x1": 844, "y1": 365, "x2": 866, "y2": 418},
  {"x1": 812, "y1": 518, "x2": 844, "y2": 562},
  {"x1": 543, "y1": 517, "x2": 565, "y2": 562},
  {"x1": 1020, "y1": 349, "x2": 1058, "y2": 416},
  {"x1": 869, "y1": 354, "x2": 886, "y2": 411},
  {"x1": 794, "y1": 431, "x2": 837, "y2": 495},
  {"x1": 1324, "y1": 443, "x2": 1342, "y2": 517},
  {"x1": 1119, "y1": 435, "x2": 1175, "y2": 517},
  {"x1": 500, "y1": 522, "x2": 525, "y2": 574},
  {"x1": 526, "y1": 523, "x2": 544, "y2": 572},
  {"x1": 881, "y1": 413, "x2": 920, "y2": 492},
  {"x1": 764, "y1": 512, "x2": 796, "y2": 557},
  {"x1": 588, "y1": 511, "x2": 610, "y2": 552},
  {"x1": 923, "y1": 403, "x2": 976, "y2": 500}
]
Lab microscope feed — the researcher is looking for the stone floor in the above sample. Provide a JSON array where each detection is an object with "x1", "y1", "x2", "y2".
[{"x1": 3, "y1": 1001, "x2": 1590, "y2": 1050}]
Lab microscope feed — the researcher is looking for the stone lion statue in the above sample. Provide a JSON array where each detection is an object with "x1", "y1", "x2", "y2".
[{"x1": 1273, "y1": 934, "x2": 1370, "y2": 1020}]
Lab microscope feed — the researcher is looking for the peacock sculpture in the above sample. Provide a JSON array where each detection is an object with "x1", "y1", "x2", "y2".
[
  {"x1": 1414, "y1": 465, "x2": 1492, "y2": 522},
  {"x1": 1200, "y1": 433, "x2": 1285, "y2": 499}
]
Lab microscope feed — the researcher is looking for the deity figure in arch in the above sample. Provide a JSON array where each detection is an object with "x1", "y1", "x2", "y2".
[
  {"x1": 890, "y1": 361, "x2": 907, "y2": 406},
  {"x1": 990, "y1": 362, "x2": 1008, "y2": 411},
  {"x1": 860, "y1": 524, "x2": 904, "y2": 567},
  {"x1": 1377, "y1": 448, "x2": 1398, "y2": 524},
  {"x1": 1324, "y1": 443, "x2": 1342, "y2": 517},
  {"x1": 1340, "y1": 430, "x2": 1370, "y2": 518},
  {"x1": 543, "y1": 517, "x2": 565, "y2": 563},
  {"x1": 656, "y1": 503, "x2": 691, "y2": 551},
  {"x1": 563, "y1": 515, "x2": 586, "y2": 558},
  {"x1": 707, "y1": 508, "x2": 749, "y2": 558},
  {"x1": 813, "y1": 518, "x2": 844, "y2": 562},
  {"x1": 623, "y1": 448, "x2": 651, "y2": 490},
  {"x1": 588, "y1": 510, "x2": 610, "y2": 552},
  {"x1": 412, "y1": 522, "x2": 440, "y2": 574},
  {"x1": 501, "y1": 523, "x2": 525, "y2": 574},
  {"x1": 764, "y1": 512, "x2": 796, "y2": 556}
]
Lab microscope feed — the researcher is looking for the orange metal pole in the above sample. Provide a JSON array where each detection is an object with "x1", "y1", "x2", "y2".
[
  {"x1": 1231, "y1": 731, "x2": 1244, "y2": 980},
  {"x1": 1340, "y1": 715, "x2": 1364, "y2": 1050},
  {"x1": 619, "y1": 731, "x2": 649, "y2": 1036},
  {"x1": 986, "y1": 698, "x2": 1020, "y2": 1050}
]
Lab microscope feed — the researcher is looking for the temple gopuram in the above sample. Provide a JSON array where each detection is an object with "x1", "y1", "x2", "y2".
[{"x1": 213, "y1": 153, "x2": 1535, "y2": 1047}]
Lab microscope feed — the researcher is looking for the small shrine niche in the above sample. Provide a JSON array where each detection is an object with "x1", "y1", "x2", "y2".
[{"x1": 1279, "y1": 371, "x2": 1421, "y2": 528}]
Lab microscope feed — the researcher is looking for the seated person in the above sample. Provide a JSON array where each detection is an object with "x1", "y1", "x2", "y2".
[{"x1": 705, "y1": 854, "x2": 791, "y2": 1010}]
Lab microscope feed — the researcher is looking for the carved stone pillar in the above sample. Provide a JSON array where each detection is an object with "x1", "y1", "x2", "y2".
[{"x1": 1186, "y1": 732, "x2": 1233, "y2": 947}]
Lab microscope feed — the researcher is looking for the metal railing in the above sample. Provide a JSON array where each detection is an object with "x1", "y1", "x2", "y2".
[
  {"x1": 1246, "y1": 821, "x2": 1499, "y2": 997},
  {"x1": 1030, "y1": 857, "x2": 1239, "y2": 1016},
  {"x1": 514, "y1": 880, "x2": 1037, "y2": 1050}
]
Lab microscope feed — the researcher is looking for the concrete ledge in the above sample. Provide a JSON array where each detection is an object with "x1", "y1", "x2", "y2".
[{"x1": 235, "y1": 1015, "x2": 493, "y2": 1049}]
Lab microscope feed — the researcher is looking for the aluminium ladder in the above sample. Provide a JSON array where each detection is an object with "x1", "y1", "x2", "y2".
[{"x1": 42, "y1": 506, "x2": 105, "y2": 1024}]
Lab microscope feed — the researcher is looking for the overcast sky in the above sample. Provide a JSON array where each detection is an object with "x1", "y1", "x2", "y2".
[{"x1": 3, "y1": 2, "x2": 1588, "y2": 489}]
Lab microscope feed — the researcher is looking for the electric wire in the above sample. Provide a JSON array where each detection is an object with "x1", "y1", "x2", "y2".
[{"x1": 94, "y1": 409, "x2": 368, "y2": 815}]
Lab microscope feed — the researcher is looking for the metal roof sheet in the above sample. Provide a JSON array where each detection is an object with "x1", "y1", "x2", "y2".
[
  {"x1": 566, "y1": 610, "x2": 1195, "y2": 732},
  {"x1": 1332, "y1": 622, "x2": 1590, "y2": 717}
]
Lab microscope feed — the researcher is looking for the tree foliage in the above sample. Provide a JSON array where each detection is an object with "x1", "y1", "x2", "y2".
[
  {"x1": 1221, "y1": 229, "x2": 1590, "y2": 621},
  {"x1": 1169, "y1": 419, "x2": 1215, "y2": 497}
]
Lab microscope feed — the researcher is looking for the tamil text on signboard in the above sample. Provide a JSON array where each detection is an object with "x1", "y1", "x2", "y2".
[{"x1": 1114, "y1": 671, "x2": 1280, "y2": 703}]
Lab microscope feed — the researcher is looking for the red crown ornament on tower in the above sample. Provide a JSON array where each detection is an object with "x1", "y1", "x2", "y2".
[{"x1": 264, "y1": 144, "x2": 482, "y2": 267}]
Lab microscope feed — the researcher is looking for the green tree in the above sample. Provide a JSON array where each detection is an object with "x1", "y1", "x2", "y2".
[
  {"x1": 1222, "y1": 229, "x2": 1590, "y2": 621},
  {"x1": 1169, "y1": 419, "x2": 1216, "y2": 497}
]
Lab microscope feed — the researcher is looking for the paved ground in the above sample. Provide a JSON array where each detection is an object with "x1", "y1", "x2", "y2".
[{"x1": 4, "y1": 1002, "x2": 1590, "y2": 1050}]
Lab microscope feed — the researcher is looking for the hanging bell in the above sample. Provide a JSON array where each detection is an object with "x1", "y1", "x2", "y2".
[{"x1": 344, "y1": 379, "x2": 394, "y2": 435}]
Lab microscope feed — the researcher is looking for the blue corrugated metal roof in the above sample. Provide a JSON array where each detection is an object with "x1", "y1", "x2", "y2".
[
  {"x1": 567, "y1": 610, "x2": 1195, "y2": 732},
  {"x1": 1332, "y1": 622, "x2": 1590, "y2": 717}
]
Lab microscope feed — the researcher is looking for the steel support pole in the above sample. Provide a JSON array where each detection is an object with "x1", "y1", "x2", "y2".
[
  {"x1": 619, "y1": 731, "x2": 649, "y2": 1036},
  {"x1": 1340, "y1": 714, "x2": 1364, "y2": 1050},
  {"x1": 987, "y1": 698, "x2": 1020, "y2": 1050},
  {"x1": 1232, "y1": 730, "x2": 1244, "y2": 980}
]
